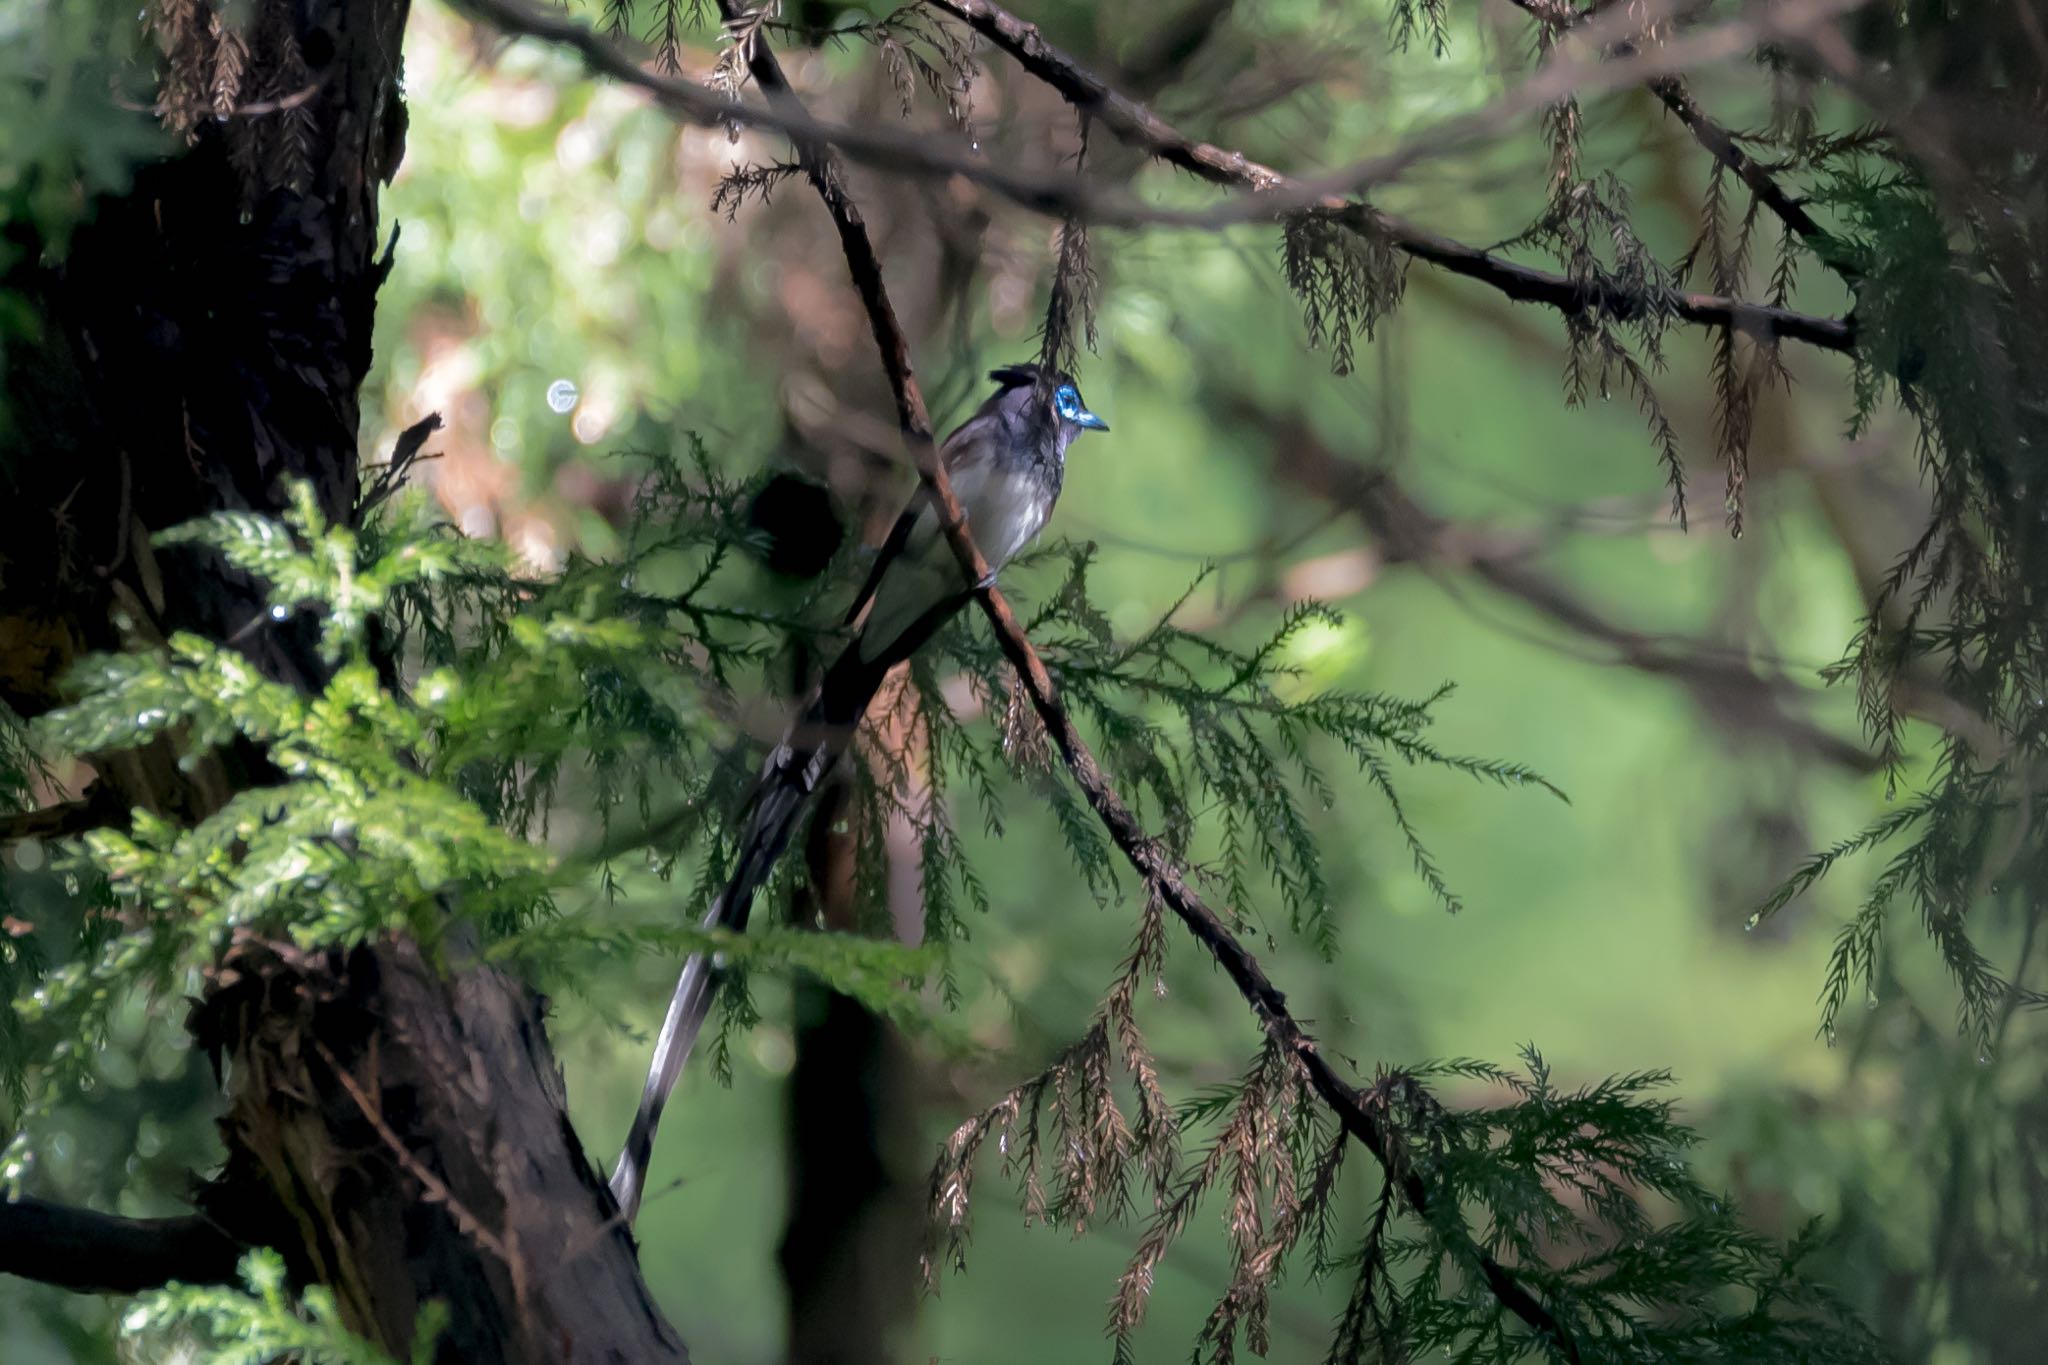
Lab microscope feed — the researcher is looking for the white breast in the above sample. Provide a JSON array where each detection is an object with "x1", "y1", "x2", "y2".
[{"x1": 855, "y1": 456, "x2": 1052, "y2": 663}]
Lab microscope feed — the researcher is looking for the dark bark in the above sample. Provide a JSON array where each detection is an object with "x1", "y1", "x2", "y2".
[
  {"x1": 192, "y1": 934, "x2": 687, "y2": 1361},
  {"x1": 779, "y1": 783, "x2": 918, "y2": 1365},
  {"x1": 0, "y1": 1198, "x2": 244, "y2": 1295},
  {"x1": 0, "y1": 3, "x2": 686, "y2": 1358},
  {"x1": 0, "y1": 0, "x2": 412, "y2": 718}
]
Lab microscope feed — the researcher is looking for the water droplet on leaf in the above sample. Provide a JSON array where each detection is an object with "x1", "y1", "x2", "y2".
[{"x1": 546, "y1": 379, "x2": 580, "y2": 413}]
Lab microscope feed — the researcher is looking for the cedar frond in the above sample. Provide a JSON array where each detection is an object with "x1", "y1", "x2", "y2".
[{"x1": 1280, "y1": 210, "x2": 1406, "y2": 377}]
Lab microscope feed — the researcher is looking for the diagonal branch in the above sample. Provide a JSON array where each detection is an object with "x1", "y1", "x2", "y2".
[
  {"x1": 1647, "y1": 77, "x2": 1836, "y2": 254},
  {"x1": 0, "y1": 1196, "x2": 246, "y2": 1294},
  {"x1": 727, "y1": 10, "x2": 1586, "y2": 1361},
  {"x1": 1504, "y1": 0, "x2": 1858, "y2": 282},
  {"x1": 456, "y1": 0, "x2": 1851, "y2": 354}
]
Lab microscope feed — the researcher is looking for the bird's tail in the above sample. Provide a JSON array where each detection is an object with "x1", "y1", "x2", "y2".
[{"x1": 608, "y1": 642, "x2": 891, "y2": 1222}]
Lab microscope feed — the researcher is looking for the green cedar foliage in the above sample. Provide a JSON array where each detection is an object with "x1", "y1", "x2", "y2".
[
  {"x1": 0, "y1": 703, "x2": 42, "y2": 1112},
  {"x1": 1746, "y1": 98, "x2": 2048, "y2": 1061},
  {"x1": 121, "y1": 1250, "x2": 442, "y2": 1365},
  {"x1": 0, "y1": 442, "x2": 1877, "y2": 1360},
  {"x1": 927, "y1": 907, "x2": 1884, "y2": 1364},
  {"x1": 0, "y1": 0, "x2": 163, "y2": 310},
  {"x1": 1359, "y1": 0, "x2": 2048, "y2": 1071}
]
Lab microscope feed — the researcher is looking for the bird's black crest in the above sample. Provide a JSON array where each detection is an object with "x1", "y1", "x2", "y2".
[{"x1": 989, "y1": 362, "x2": 1077, "y2": 393}]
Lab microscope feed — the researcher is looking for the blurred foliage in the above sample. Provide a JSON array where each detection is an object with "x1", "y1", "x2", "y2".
[
  {"x1": 2, "y1": 0, "x2": 2045, "y2": 1362},
  {"x1": 0, "y1": 0, "x2": 163, "y2": 447},
  {"x1": 122, "y1": 1250, "x2": 443, "y2": 1365},
  {"x1": 0, "y1": 0, "x2": 160, "y2": 270}
]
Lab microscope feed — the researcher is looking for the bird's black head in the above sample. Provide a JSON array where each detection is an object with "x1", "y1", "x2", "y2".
[{"x1": 989, "y1": 362, "x2": 1110, "y2": 439}]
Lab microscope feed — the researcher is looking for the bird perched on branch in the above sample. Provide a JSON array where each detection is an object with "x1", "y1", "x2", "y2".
[{"x1": 611, "y1": 363, "x2": 1109, "y2": 1220}]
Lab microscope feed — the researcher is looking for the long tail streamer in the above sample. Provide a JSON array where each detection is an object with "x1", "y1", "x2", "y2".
[{"x1": 608, "y1": 643, "x2": 892, "y2": 1221}]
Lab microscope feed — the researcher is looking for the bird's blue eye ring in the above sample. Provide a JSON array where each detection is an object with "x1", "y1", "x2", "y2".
[{"x1": 1054, "y1": 384, "x2": 1082, "y2": 420}]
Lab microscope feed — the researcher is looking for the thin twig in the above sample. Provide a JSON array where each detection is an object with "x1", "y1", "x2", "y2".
[
  {"x1": 727, "y1": 10, "x2": 1586, "y2": 1360},
  {"x1": 1252, "y1": 408, "x2": 1879, "y2": 772},
  {"x1": 311, "y1": 1039, "x2": 522, "y2": 1292}
]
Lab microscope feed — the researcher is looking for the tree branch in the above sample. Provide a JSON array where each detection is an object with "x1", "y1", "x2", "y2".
[
  {"x1": 919, "y1": 0, "x2": 1855, "y2": 348},
  {"x1": 0, "y1": 784, "x2": 127, "y2": 845},
  {"x1": 456, "y1": 0, "x2": 1852, "y2": 354},
  {"x1": 1505, "y1": 0, "x2": 1858, "y2": 282},
  {"x1": 1648, "y1": 77, "x2": 1835, "y2": 252},
  {"x1": 1252, "y1": 409, "x2": 1878, "y2": 772},
  {"x1": 730, "y1": 12, "x2": 1586, "y2": 1362},
  {"x1": 0, "y1": 1197, "x2": 246, "y2": 1294}
]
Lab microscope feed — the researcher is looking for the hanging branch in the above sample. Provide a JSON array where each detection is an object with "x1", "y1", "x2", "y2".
[
  {"x1": 711, "y1": 9, "x2": 1586, "y2": 1360},
  {"x1": 916, "y1": 0, "x2": 1854, "y2": 352}
]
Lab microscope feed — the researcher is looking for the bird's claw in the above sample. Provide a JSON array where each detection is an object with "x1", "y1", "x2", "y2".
[{"x1": 975, "y1": 569, "x2": 999, "y2": 592}]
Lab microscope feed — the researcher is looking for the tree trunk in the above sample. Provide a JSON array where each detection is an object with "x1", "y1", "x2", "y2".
[
  {"x1": 0, "y1": 2, "x2": 687, "y2": 1358},
  {"x1": 779, "y1": 783, "x2": 918, "y2": 1365},
  {"x1": 193, "y1": 933, "x2": 687, "y2": 1361}
]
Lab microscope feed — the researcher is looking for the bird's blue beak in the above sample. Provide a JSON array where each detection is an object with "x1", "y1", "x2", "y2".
[{"x1": 1074, "y1": 408, "x2": 1110, "y2": 432}]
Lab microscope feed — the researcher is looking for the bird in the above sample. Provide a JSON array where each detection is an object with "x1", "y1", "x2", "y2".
[{"x1": 609, "y1": 362, "x2": 1108, "y2": 1220}]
